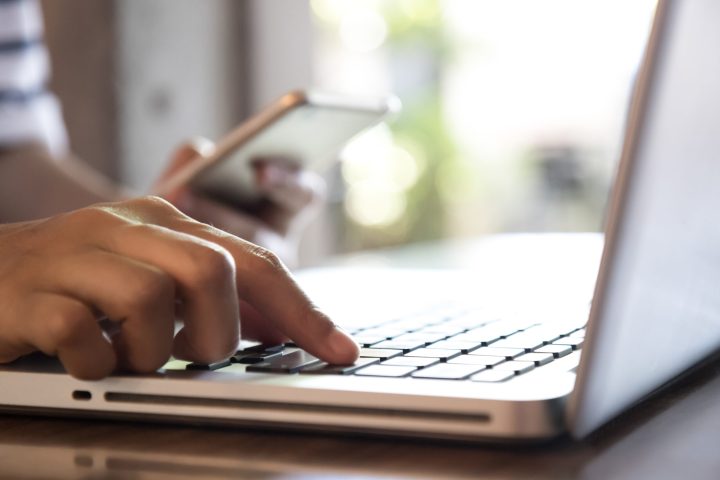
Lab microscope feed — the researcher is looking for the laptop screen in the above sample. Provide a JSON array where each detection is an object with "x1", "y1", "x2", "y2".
[{"x1": 569, "y1": 0, "x2": 720, "y2": 438}]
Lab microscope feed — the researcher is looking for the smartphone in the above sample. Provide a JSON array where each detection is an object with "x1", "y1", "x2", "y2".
[{"x1": 156, "y1": 90, "x2": 400, "y2": 207}]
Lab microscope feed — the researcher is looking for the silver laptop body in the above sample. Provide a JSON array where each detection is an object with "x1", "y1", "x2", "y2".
[{"x1": 1, "y1": 0, "x2": 719, "y2": 442}]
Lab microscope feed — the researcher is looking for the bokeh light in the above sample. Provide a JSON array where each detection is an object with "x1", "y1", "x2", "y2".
[
  {"x1": 345, "y1": 183, "x2": 407, "y2": 227},
  {"x1": 339, "y1": 9, "x2": 387, "y2": 53},
  {"x1": 341, "y1": 125, "x2": 423, "y2": 227}
]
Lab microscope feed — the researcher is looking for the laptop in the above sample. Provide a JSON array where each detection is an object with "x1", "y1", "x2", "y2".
[{"x1": 2, "y1": 0, "x2": 719, "y2": 442}]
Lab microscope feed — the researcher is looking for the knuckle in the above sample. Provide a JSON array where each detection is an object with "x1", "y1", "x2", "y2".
[
  {"x1": 131, "y1": 195, "x2": 177, "y2": 213},
  {"x1": 185, "y1": 244, "x2": 236, "y2": 288},
  {"x1": 124, "y1": 269, "x2": 175, "y2": 311},
  {"x1": 122, "y1": 222, "x2": 156, "y2": 237},
  {"x1": 46, "y1": 307, "x2": 92, "y2": 348},
  {"x1": 245, "y1": 244, "x2": 286, "y2": 274},
  {"x1": 63, "y1": 205, "x2": 124, "y2": 229}
]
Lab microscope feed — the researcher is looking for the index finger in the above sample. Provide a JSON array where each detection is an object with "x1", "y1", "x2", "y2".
[{"x1": 179, "y1": 222, "x2": 359, "y2": 365}]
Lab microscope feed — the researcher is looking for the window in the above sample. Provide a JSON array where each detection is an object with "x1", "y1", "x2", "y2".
[{"x1": 311, "y1": 0, "x2": 657, "y2": 252}]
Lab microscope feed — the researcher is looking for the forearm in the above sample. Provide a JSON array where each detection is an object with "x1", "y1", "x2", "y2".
[{"x1": 0, "y1": 143, "x2": 132, "y2": 222}]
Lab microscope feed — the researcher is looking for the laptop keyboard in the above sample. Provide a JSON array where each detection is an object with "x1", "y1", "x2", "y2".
[{"x1": 166, "y1": 305, "x2": 586, "y2": 383}]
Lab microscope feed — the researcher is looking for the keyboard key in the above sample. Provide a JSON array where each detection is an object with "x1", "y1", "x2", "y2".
[
  {"x1": 555, "y1": 337, "x2": 584, "y2": 349},
  {"x1": 354, "y1": 365, "x2": 416, "y2": 377},
  {"x1": 162, "y1": 359, "x2": 190, "y2": 371},
  {"x1": 373, "y1": 340, "x2": 427, "y2": 352},
  {"x1": 442, "y1": 312, "x2": 494, "y2": 329},
  {"x1": 568, "y1": 329, "x2": 586, "y2": 338},
  {"x1": 536, "y1": 344, "x2": 572, "y2": 358},
  {"x1": 208, "y1": 363, "x2": 249, "y2": 374},
  {"x1": 360, "y1": 327, "x2": 408, "y2": 338},
  {"x1": 387, "y1": 319, "x2": 431, "y2": 331},
  {"x1": 503, "y1": 331, "x2": 549, "y2": 345},
  {"x1": 381, "y1": 357, "x2": 440, "y2": 368},
  {"x1": 491, "y1": 337, "x2": 544, "y2": 351},
  {"x1": 470, "y1": 370, "x2": 515, "y2": 382},
  {"x1": 516, "y1": 352, "x2": 554, "y2": 366},
  {"x1": 299, "y1": 357, "x2": 379, "y2": 375},
  {"x1": 454, "y1": 330, "x2": 504, "y2": 345},
  {"x1": 232, "y1": 345, "x2": 285, "y2": 364},
  {"x1": 470, "y1": 347, "x2": 524, "y2": 359},
  {"x1": 518, "y1": 326, "x2": 563, "y2": 344},
  {"x1": 413, "y1": 323, "x2": 466, "y2": 338},
  {"x1": 448, "y1": 355, "x2": 504, "y2": 367},
  {"x1": 394, "y1": 332, "x2": 449, "y2": 343},
  {"x1": 418, "y1": 325, "x2": 466, "y2": 336},
  {"x1": 493, "y1": 361, "x2": 535, "y2": 375},
  {"x1": 359, "y1": 348, "x2": 403, "y2": 360},
  {"x1": 562, "y1": 350, "x2": 582, "y2": 370},
  {"x1": 186, "y1": 359, "x2": 232, "y2": 371},
  {"x1": 459, "y1": 322, "x2": 533, "y2": 344},
  {"x1": 353, "y1": 335, "x2": 387, "y2": 347},
  {"x1": 245, "y1": 351, "x2": 321, "y2": 373},
  {"x1": 411, "y1": 363, "x2": 484, "y2": 380},
  {"x1": 426, "y1": 340, "x2": 481, "y2": 353},
  {"x1": 232, "y1": 352, "x2": 283, "y2": 364},
  {"x1": 405, "y1": 348, "x2": 461, "y2": 361},
  {"x1": 237, "y1": 344, "x2": 285, "y2": 354}
]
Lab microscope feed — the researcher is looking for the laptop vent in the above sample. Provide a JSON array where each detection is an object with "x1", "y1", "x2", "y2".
[{"x1": 104, "y1": 391, "x2": 491, "y2": 423}]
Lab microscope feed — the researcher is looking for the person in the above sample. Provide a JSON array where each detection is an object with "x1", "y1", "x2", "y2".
[{"x1": 0, "y1": 0, "x2": 359, "y2": 380}]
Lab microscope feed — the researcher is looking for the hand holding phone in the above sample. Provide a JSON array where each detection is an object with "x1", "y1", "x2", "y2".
[
  {"x1": 154, "y1": 139, "x2": 324, "y2": 267},
  {"x1": 155, "y1": 90, "x2": 400, "y2": 208}
]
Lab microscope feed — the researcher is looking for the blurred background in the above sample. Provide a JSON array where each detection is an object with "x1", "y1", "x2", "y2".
[{"x1": 43, "y1": 0, "x2": 657, "y2": 266}]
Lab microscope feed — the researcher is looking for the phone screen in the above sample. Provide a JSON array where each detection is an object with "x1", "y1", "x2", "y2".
[{"x1": 191, "y1": 101, "x2": 391, "y2": 207}]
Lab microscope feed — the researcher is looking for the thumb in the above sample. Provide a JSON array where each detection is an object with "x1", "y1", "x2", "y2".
[{"x1": 153, "y1": 137, "x2": 215, "y2": 203}]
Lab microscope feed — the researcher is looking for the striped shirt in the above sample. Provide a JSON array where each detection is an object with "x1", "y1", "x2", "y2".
[{"x1": 0, "y1": 0, "x2": 67, "y2": 154}]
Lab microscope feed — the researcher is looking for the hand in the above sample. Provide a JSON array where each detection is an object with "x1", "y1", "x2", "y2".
[
  {"x1": 0, "y1": 197, "x2": 358, "y2": 380},
  {"x1": 156, "y1": 139, "x2": 326, "y2": 267}
]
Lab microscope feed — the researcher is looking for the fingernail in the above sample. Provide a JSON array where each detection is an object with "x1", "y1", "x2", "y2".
[
  {"x1": 328, "y1": 327, "x2": 360, "y2": 363},
  {"x1": 188, "y1": 137, "x2": 215, "y2": 157}
]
